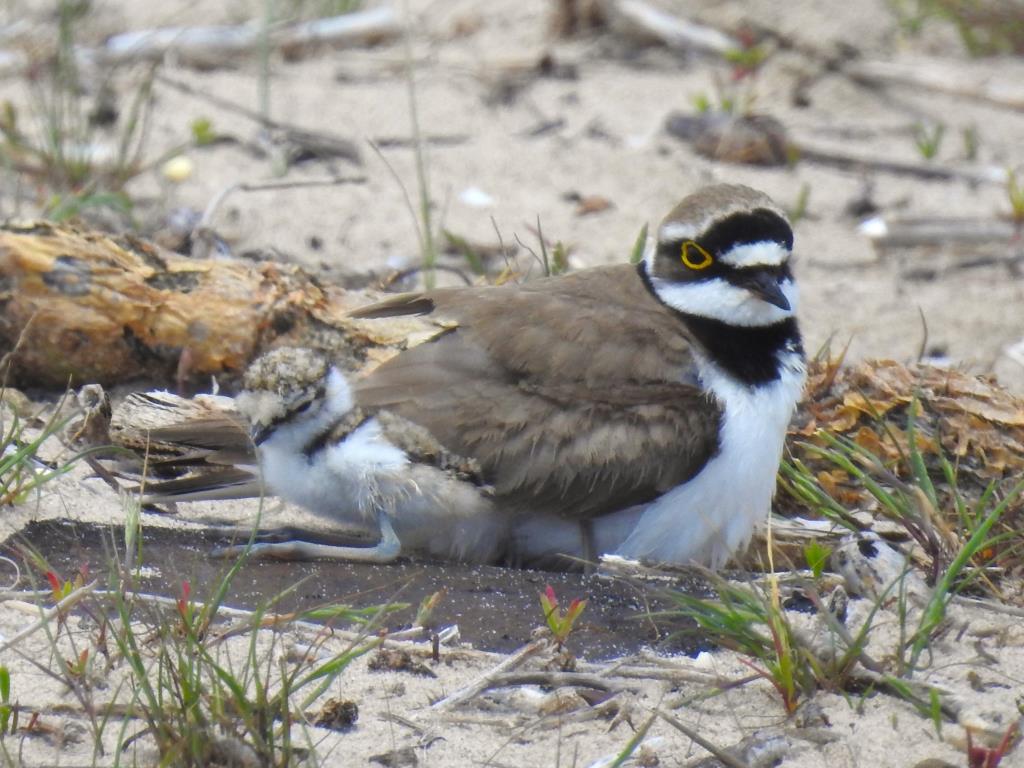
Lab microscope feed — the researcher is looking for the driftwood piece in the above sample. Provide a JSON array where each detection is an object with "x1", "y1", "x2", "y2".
[
  {"x1": 847, "y1": 57, "x2": 1024, "y2": 112},
  {"x1": 0, "y1": 9, "x2": 400, "y2": 77},
  {"x1": 795, "y1": 140, "x2": 1006, "y2": 185},
  {"x1": 155, "y1": 74, "x2": 466, "y2": 166},
  {"x1": 93, "y1": 8, "x2": 400, "y2": 68},
  {"x1": 277, "y1": 8, "x2": 401, "y2": 55},
  {"x1": 431, "y1": 639, "x2": 549, "y2": 710},
  {"x1": 858, "y1": 216, "x2": 1022, "y2": 247},
  {"x1": 0, "y1": 220, "x2": 445, "y2": 389},
  {"x1": 156, "y1": 75, "x2": 363, "y2": 167},
  {"x1": 605, "y1": 0, "x2": 739, "y2": 55}
]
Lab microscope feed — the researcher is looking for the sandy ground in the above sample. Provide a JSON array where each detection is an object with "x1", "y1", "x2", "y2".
[
  {"x1": 2, "y1": 0, "x2": 1024, "y2": 765},
  {"x1": 2, "y1": 463, "x2": 1024, "y2": 767}
]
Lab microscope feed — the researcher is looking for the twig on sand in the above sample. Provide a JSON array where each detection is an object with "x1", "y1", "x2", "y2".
[
  {"x1": 605, "y1": 0, "x2": 739, "y2": 55},
  {"x1": 157, "y1": 73, "x2": 465, "y2": 153},
  {"x1": 0, "y1": 581, "x2": 98, "y2": 653},
  {"x1": 858, "y1": 216, "x2": 1022, "y2": 248},
  {"x1": 795, "y1": 142, "x2": 1006, "y2": 185},
  {"x1": 431, "y1": 638, "x2": 549, "y2": 710},
  {"x1": 93, "y1": 8, "x2": 400, "y2": 67},
  {"x1": 193, "y1": 176, "x2": 367, "y2": 258},
  {"x1": 955, "y1": 596, "x2": 1024, "y2": 618},
  {"x1": 478, "y1": 671, "x2": 637, "y2": 693},
  {"x1": 157, "y1": 73, "x2": 364, "y2": 166},
  {"x1": 157, "y1": 74, "x2": 300, "y2": 131},
  {"x1": 846, "y1": 57, "x2": 1024, "y2": 112},
  {"x1": 0, "y1": 10, "x2": 401, "y2": 76},
  {"x1": 657, "y1": 709, "x2": 753, "y2": 768},
  {"x1": 578, "y1": 653, "x2": 758, "y2": 689}
]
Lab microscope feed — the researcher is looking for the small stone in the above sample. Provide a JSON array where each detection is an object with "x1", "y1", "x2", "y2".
[{"x1": 162, "y1": 155, "x2": 194, "y2": 183}]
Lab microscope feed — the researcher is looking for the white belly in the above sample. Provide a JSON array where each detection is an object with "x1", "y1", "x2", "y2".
[{"x1": 612, "y1": 349, "x2": 806, "y2": 567}]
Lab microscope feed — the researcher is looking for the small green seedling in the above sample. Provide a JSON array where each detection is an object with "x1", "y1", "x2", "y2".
[
  {"x1": 691, "y1": 92, "x2": 712, "y2": 114},
  {"x1": 629, "y1": 222, "x2": 649, "y2": 265},
  {"x1": 176, "y1": 579, "x2": 200, "y2": 636},
  {"x1": 536, "y1": 218, "x2": 570, "y2": 277},
  {"x1": 1006, "y1": 169, "x2": 1024, "y2": 224},
  {"x1": 929, "y1": 686, "x2": 943, "y2": 738},
  {"x1": 673, "y1": 574, "x2": 810, "y2": 714},
  {"x1": 65, "y1": 649, "x2": 90, "y2": 680},
  {"x1": 962, "y1": 125, "x2": 979, "y2": 161},
  {"x1": 803, "y1": 540, "x2": 831, "y2": 579},
  {"x1": 724, "y1": 43, "x2": 769, "y2": 79},
  {"x1": 414, "y1": 590, "x2": 444, "y2": 627},
  {"x1": 45, "y1": 565, "x2": 87, "y2": 604},
  {"x1": 0, "y1": 666, "x2": 16, "y2": 738},
  {"x1": 788, "y1": 182, "x2": 811, "y2": 225},
  {"x1": 190, "y1": 117, "x2": 218, "y2": 147},
  {"x1": 539, "y1": 585, "x2": 587, "y2": 647},
  {"x1": 912, "y1": 122, "x2": 945, "y2": 160},
  {"x1": 442, "y1": 230, "x2": 487, "y2": 275}
]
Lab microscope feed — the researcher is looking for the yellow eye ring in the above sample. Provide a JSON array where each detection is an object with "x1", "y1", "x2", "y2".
[{"x1": 681, "y1": 241, "x2": 714, "y2": 270}]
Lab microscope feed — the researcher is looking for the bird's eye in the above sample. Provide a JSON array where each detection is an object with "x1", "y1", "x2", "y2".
[{"x1": 681, "y1": 240, "x2": 714, "y2": 270}]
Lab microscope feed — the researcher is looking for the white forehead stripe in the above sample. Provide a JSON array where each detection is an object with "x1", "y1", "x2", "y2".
[
  {"x1": 658, "y1": 221, "x2": 697, "y2": 241},
  {"x1": 719, "y1": 240, "x2": 789, "y2": 268}
]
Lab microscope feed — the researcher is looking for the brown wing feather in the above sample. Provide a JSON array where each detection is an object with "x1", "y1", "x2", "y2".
[
  {"x1": 111, "y1": 392, "x2": 253, "y2": 466},
  {"x1": 109, "y1": 393, "x2": 258, "y2": 500},
  {"x1": 140, "y1": 468, "x2": 262, "y2": 503},
  {"x1": 144, "y1": 416, "x2": 254, "y2": 467},
  {"x1": 350, "y1": 294, "x2": 436, "y2": 319},
  {"x1": 353, "y1": 264, "x2": 721, "y2": 520}
]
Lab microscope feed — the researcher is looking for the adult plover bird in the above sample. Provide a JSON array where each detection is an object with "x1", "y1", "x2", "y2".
[{"x1": 142, "y1": 184, "x2": 806, "y2": 568}]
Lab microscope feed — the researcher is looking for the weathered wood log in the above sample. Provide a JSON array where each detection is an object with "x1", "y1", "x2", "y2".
[
  {"x1": 795, "y1": 141, "x2": 1006, "y2": 185},
  {"x1": 858, "y1": 216, "x2": 1022, "y2": 247},
  {"x1": 847, "y1": 57, "x2": 1024, "y2": 112},
  {"x1": 94, "y1": 7, "x2": 400, "y2": 67},
  {"x1": 604, "y1": 0, "x2": 739, "y2": 55},
  {"x1": 0, "y1": 220, "x2": 445, "y2": 390},
  {"x1": 0, "y1": 9, "x2": 401, "y2": 77}
]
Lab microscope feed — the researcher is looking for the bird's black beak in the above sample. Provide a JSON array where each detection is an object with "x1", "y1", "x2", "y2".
[{"x1": 742, "y1": 272, "x2": 791, "y2": 310}]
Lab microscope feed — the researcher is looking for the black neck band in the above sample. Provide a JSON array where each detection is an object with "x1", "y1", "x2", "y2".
[{"x1": 637, "y1": 262, "x2": 802, "y2": 387}]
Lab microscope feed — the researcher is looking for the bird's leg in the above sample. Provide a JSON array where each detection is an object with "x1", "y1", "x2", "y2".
[
  {"x1": 580, "y1": 520, "x2": 597, "y2": 575},
  {"x1": 211, "y1": 514, "x2": 402, "y2": 563},
  {"x1": 205, "y1": 523, "x2": 371, "y2": 546}
]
